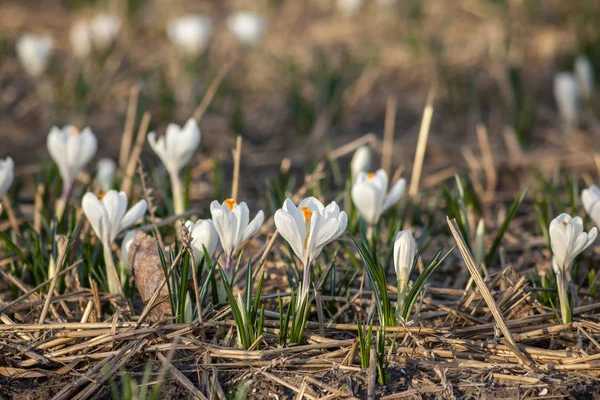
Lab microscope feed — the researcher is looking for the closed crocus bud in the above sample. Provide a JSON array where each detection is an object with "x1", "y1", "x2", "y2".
[
  {"x1": 167, "y1": 15, "x2": 212, "y2": 57},
  {"x1": 0, "y1": 157, "x2": 14, "y2": 201},
  {"x1": 337, "y1": 0, "x2": 363, "y2": 16},
  {"x1": 90, "y1": 13, "x2": 121, "y2": 51},
  {"x1": 16, "y1": 34, "x2": 54, "y2": 77},
  {"x1": 553, "y1": 73, "x2": 579, "y2": 128},
  {"x1": 96, "y1": 158, "x2": 116, "y2": 192},
  {"x1": 227, "y1": 12, "x2": 266, "y2": 46},
  {"x1": 575, "y1": 56, "x2": 594, "y2": 101},
  {"x1": 393, "y1": 230, "x2": 416, "y2": 284},
  {"x1": 70, "y1": 20, "x2": 92, "y2": 59},
  {"x1": 184, "y1": 219, "x2": 220, "y2": 262},
  {"x1": 350, "y1": 146, "x2": 371, "y2": 179},
  {"x1": 119, "y1": 230, "x2": 137, "y2": 279},
  {"x1": 582, "y1": 185, "x2": 600, "y2": 227},
  {"x1": 351, "y1": 169, "x2": 406, "y2": 227}
]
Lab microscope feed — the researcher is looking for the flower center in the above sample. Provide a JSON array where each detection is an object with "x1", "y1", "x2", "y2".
[
  {"x1": 70, "y1": 127, "x2": 81, "y2": 136},
  {"x1": 367, "y1": 172, "x2": 375, "y2": 179},
  {"x1": 301, "y1": 206, "x2": 313, "y2": 250},
  {"x1": 562, "y1": 221, "x2": 568, "y2": 227},
  {"x1": 224, "y1": 198, "x2": 236, "y2": 211},
  {"x1": 98, "y1": 193, "x2": 105, "y2": 199}
]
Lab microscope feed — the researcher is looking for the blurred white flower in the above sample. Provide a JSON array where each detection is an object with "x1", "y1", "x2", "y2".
[
  {"x1": 47, "y1": 126, "x2": 97, "y2": 198},
  {"x1": 90, "y1": 14, "x2": 121, "y2": 52},
  {"x1": 167, "y1": 15, "x2": 212, "y2": 57},
  {"x1": 96, "y1": 158, "x2": 116, "y2": 192},
  {"x1": 549, "y1": 213, "x2": 597, "y2": 323},
  {"x1": 70, "y1": 20, "x2": 93, "y2": 59},
  {"x1": 148, "y1": 118, "x2": 200, "y2": 214},
  {"x1": 274, "y1": 197, "x2": 347, "y2": 299},
  {"x1": 16, "y1": 34, "x2": 54, "y2": 77},
  {"x1": 553, "y1": 72, "x2": 579, "y2": 128},
  {"x1": 351, "y1": 169, "x2": 406, "y2": 227},
  {"x1": 184, "y1": 219, "x2": 220, "y2": 262},
  {"x1": 337, "y1": 0, "x2": 363, "y2": 16},
  {"x1": 0, "y1": 157, "x2": 14, "y2": 201},
  {"x1": 210, "y1": 199, "x2": 264, "y2": 278},
  {"x1": 575, "y1": 55, "x2": 594, "y2": 101},
  {"x1": 582, "y1": 185, "x2": 600, "y2": 228},
  {"x1": 350, "y1": 146, "x2": 371, "y2": 179},
  {"x1": 119, "y1": 230, "x2": 137, "y2": 281},
  {"x1": 227, "y1": 12, "x2": 266, "y2": 46}
]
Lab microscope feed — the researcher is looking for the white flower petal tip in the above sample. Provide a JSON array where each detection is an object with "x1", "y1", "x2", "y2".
[
  {"x1": 82, "y1": 190, "x2": 146, "y2": 247},
  {"x1": 227, "y1": 12, "x2": 266, "y2": 46},
  {"x1": 549, "y1": 213, "x2": 597, "y2": 274},
  {"x1": 575, "y1": 56, "x2": 594, "y2": 101},
  {"x1": 351, "y1": 169, "x2": 406, "y2": 226},
  {"x1": 210, "y1": 199, "x2": 264, "y2": 259},
  {"x1": 185, "y1": 219, "x2": 220, "y2": 262},
  {"x1": 147, "y1": 117, "x2": 201, "y2": 176},
  {"x1": 167, "y1": 15, "x2": 212, "y2": 57},
  {"x1": 16, "y1": 34, "x2": 54, "y2": 77},
  {"x1": 47, "y1": 126, "x2": 98, "y2": 188},
  {"x1": 350, "y1": 146, "x2": 371, "y2": 179},
  {"x1": 554, "y1": 73, "x2": 579, "y2": 127},
  {"x1": 0, "y1": 157, "x2": 15, "y2": 201},
  {"x1": 96, "y1": 158, "x2": 116, "y2": 192},
  {"x1": 274, "y1": 197, "x2": 348, "y2": 267}
]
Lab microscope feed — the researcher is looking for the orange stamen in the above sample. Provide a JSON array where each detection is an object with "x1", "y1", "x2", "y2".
[
  {"x1": 367, "y1": 172, "x2": 375, "y2": 179},
  {"x1": 225, "y1": 198, "x2": 236, "y2": 211},
  {"x1": 70, "y1": 127, "x2": 81, "y2": 136},
  {"x1": 301, "y1": 206, "x2": 313, "y2": 249},
  {"x1": 98, "y1": 193, "x2": 105, "y2": 200},
  {"x1": 562, "y1": 221, "x2": 568, "y2": 227}
]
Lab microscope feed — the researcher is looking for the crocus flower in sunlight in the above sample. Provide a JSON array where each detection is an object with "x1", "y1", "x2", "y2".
[
  {"x1": 549, "y1": 213, "x2": 597, "y2": 324},
  {"x1": 210, "y1": 199, "x2": 264, "y2": 279},
  {"x1": 575, "y1": 56, "x2": 594, "y2": 102},
  {"x1": 16, "y1": 34, "x2": 54, "y2": 77},
  {"x1": 119, "y1": 230, "x2": 137, "y2": 282},
  {"x1": 70, "y1": 20, "x2": 93, "y2": 59},
  {"x1": 148, "y1": 118, "x2": 200, "y2": 215},
  {"x1": 274, "y1": 197, "x2": 347, "y2": 301},
  {"x1": 47, "y1": 126, "x2": 97, "y2": 215},
  {"x1": 227, "y1": 12, "x2": 266, "y2": 46},
  {"x1": 351, "y1": 169, "x2": 406, "y2": 229},
  {"x1": 167, "y1": 15, "x2": 212, "y2": 58},
  {"x1": 582, "y1": 185, "x2": 600, "y2": 228},
  {"x1": 90, "y1": 13, "x2": 121, "y2": 52},
  {"x1": 553, "y1": 73, "x2": 579, "y2": 129},
  {"x1": 350, "y1": 146, "x2": 371, "y2": 179},
  {"x1": 337, "y1": 0, "x2": 363, "y2": 16},
  {"x1": 0, "y1": 157, "x2": 14, "y2": 202},
  {"x1": 82, "y1": 190, "x2": 147, "y2": 295},
  {"x1": 184, "y1": 219, "x2": 220, "y2": 263},
  {"x1": 393, "y1": 229, "x2": 416, "y2": 320},
  {"x1": 96, "y1": 158, "x2": 116, "y2": 193}
]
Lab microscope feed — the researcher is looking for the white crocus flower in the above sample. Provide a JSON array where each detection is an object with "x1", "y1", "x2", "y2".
[
  {"x1": 549, "y1": 213, "x2": 597, "y2": 323},
  {"x1": 96, "y1": 158, "x2": 116, "y2": 192},
  {"x1": 350, "y1": 146, "x2": 371, "y2": 179},
  {"x1": 351, "y1": 169, "x2": 406, "y2": 228},
  {"x1": 90, "y1": 14, "x2": 121, "y2": 52},
  {"x1": 148, "y1": 118, "x2": 200, "y2": 214},
  {"x1": 210, "y1": 199, "x2": 264, "y2": 279},
  {"x1": 119, "y1": 230, "x2": 137, "y2": 283},
  {"x1": 582, "y1": 185, "x2": 600, "y2": 228},
  {"x1": 47, "y1": 126, "x2": 97, "y2": 216},
  {"x1": 184, "y1": 219, "x2": 220, "y2": 263},
  {"x1": 337, "y1": 0, "x2": 363, "y2": 16},
  {"x1": 16, "y1": 34, "x2": 54, "y2": 77},
  {"x1": 274, "y1": 197, "x2": 348, "y2": 300},
  {"x1": 554, "y1": 73, "x2": 579, "y2": 129},
  {"x1": 82, "y1": 190, "x2": 147, "y2": 295},
  {"x1": 575, "y1": 56, "x2": 594, "y2": 102},
  {"x1": 167, "y1": 15, "x2": 212, "y2": 58},
  {"x1": 227, "y1": 12, "x2": 266, "y2": 47},
  {"x1": 393, "y1": 230, "x2": 416, "y2": 320},
  {"x1": 70, "y1": 20, "x2": 93, "y2": 59},
  {"x1": 0, "y1": 157, "x2": 14, "y2": 203}
]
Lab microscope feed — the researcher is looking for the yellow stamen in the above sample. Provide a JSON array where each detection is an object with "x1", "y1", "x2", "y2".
[
  {"x1": 70, "y1": 127, "x2": 81, "y2": 136},
  {"x1": 225, "y1": 198, "x2": 236, "y2": 211},
  {"x1": 98, "y1": 193, "x2": 105, "y2": 200},
  {"x1": 562, "y1": 221, "x2": 568, "y2": 227},
  {"x1": 367, "y1": 172, "x2": 375, "y2": 179},
  {"x1": 301, "y1": 206, "x2": 313, "y2": 250}
]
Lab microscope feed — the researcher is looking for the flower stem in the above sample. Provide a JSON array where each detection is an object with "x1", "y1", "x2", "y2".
[
  {"x1": 103, "y1": 244, "x2": 123, "y2": 296},
  {"x1": 225, "y1": 255, "x2": 234, "y2": 282},
  {"x1": 301, "y1": 259, "x2": 311, "y2": 303},
  {"x1": 556, "y1": 270, "x2": 571, "y2": 324},
  {"x1": 56, "y1": 181, "x2": 72, "y2": 220},
  {"x1": 395, "y1": 277, "x2": 407, "y2": 321},
  {"x1": 171, "y1": 173, "x2": 185, "y2": 215}
]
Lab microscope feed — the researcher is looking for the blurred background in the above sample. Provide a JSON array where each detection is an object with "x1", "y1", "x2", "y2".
[{"x1": 1, "y1": 0, "x2": 600, "y2": 192}]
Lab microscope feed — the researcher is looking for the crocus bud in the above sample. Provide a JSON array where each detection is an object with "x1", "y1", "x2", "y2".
[
  {"x1": 90, "y1": 14, "x2": 121, "y2": 52},
  {"x1": 553, "y1": 73, "x2": 579, "y2": 128},
  {"x1": 575, "y1": 56, "x2": 594, "y2": 102},
  {"x1": 350, "y1": 146, "x2": 371, "y2": 179},
  {"x1": 70, "y1": 20, "x2": 92, "y2": 59},
  {"x1": 227, "y1": 12, "x2": 266, "y2": 46},
  {"x1": 96, "y1": 158, "x2": 116, "y2": 192},
  {"x1": 167, "y1": 15, "x2": 212, "y2": 58},
  {"x1": 119, "y1": 230, "x2": 137, "y2": 280},
  {"x1": 393, "y1": 230, "x2": 416, "y2": 285},
  {"x1": 16, "y1": 34, "x2": 54, "y2": 77}
]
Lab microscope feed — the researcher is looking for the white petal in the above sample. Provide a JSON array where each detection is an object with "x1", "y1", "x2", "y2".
[
  {"x1": 118, "y1": 199, "x2": 147, "y2": 234},
  {"x1": 82, "y1": 192, "x2": 108, "y2": 245},
  {"x1": 274, "y1": 209, "x2": 304, "y2": 262},
  {"x1": 352, "y1": 181, "x2": 382, "y2": 225},
  {"x1": 241, "y1": 210, "x2": 264, "y2": 243},
  {"x1": 382, "y1": 178, "x2": 406, "y2": 212}
]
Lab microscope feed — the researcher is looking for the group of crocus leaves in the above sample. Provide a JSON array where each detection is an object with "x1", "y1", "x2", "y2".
[{"x1": 0, "y1": 126, "x2": 599, "y2": 328}]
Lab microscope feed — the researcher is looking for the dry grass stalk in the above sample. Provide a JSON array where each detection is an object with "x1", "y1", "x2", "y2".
[{"x1": 408, "y1": 88, "x2": 435, "y2": 198}]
